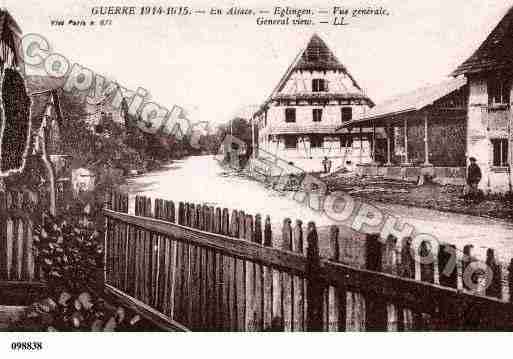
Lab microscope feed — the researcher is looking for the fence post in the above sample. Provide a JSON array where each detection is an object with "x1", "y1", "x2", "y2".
[
  {"x1": 365, "y1": 233, "x2": 387, "y2": 331},
  {"x1": 292, "y1": 220, "x2": 305, "y2": 331},
  {"x1": 327, "y1": 225, "x2": 345, "y2": 332},
  {"x1": 329, "y1": 225, "x2": 339, "y2": 262},
  {"x1": 203, "y1": 205, "x2": 211, "y2": 232},
  {"x1": 245, "y1": 215, "x2": 255, "y2": 331},
  {"x1": 197, "y1": 204, "x2": 204, "y2": 230},
  {"x1": 306, "y1": 221, "x2": 323, "y2": 331},
  {"x1": 438, "y1": 244, "x2": 457, "y2": 289},
  {"x1": 382, "y1": 235, "x2": 397, "y2": 275},
  {"x1": 214, "y1": 208, "x2": 222, "y2": 234},
  {"x1": 293, "y1": 220, "x2": 303, "y2": 254},
  {"x1": 461, "y1": 244, "x2": 475, "y2": 291},
  {"x1": 420, "y1": 240, "x2": 435, "y2": 283},
  {"x1": 281, "y1": 218, "x2": 292, "y2": 251},
  {"x1": 221, "y1": 208, "x2": 229, "y2": 235},
  {"x1": 509, "y1": 259, "x2": 513, "y2": 303},
  {"x1": 399, "y1": 237, "x2": 415, "y2": 279},
  {"x1": 262, "y1": 215, "x2": 273, "y2": 330},
  {"x1": 168, "y1": 200, "x2": 176, "y2": 223},
  {"x1": 254, "y1": 214, "x2": 262, "y2": 244},
  {"x1": 282, "y1": 218, "x2": 293, "y2": 331},
  {"x1": 236, "y1": 211, "x2": 246, "y2": 330},
  {"x1": 501, "y1": 260, "x2": 510, "y2": 303},
  {"x1": 485, "y1": 248, "x2": 502, "y2": 299},
  {"x1": 229, "y1": 210, "x2": 238, "y2": 237},
  {"x1": 238, "y1": 210, "x2": 246, "y2": 240},
  {"x1": 189, "y1": 203, "x2": 196, "y2": 228},
  {"x1": 263, "y1": 216, "x2": 272, "y2": 247},
  {"x1": 178, "y1": 202, "x2": 185, "y2": 225}
]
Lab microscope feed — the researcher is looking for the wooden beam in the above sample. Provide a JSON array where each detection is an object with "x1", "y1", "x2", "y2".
[
  {"x1": 372, "y1": 122, "x2": 376, "y2": 161},
  {"x1": 424, "y1": 111, "x2": 431, "y2": 166},
  {"x1": 0, "y1": 281, "x2": 46, "y2": 305},
  {"x1": 104, "y1": 284, "x2": 189, "y2": 332},
  {"x1": 386, "y1": 124, "x2": 392, "y2": 165},
  {"x1": 104, "y1": 210, "x2": 307, "y2": 275},
  {"x1": 403, "y1": 117, "x2": 409, "y2": 164}
]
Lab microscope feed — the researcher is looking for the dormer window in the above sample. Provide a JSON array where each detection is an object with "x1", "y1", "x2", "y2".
[
  {"x1": 312, "y1": 78, "x2": 328, "y2": 92},
  {"x1": 488, "y1": 75, "x2": 511, "y2": 106}
]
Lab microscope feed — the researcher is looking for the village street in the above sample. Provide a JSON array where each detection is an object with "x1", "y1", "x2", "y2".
[{"x1": 124, "y1": 155, "x2": 513, "y2": 261}]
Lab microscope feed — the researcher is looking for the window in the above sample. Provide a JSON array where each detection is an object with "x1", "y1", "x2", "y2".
[
  {"x1": 284, "y1": 136, "x2": 297, "y2": 149},
  {"x1": 310, "y1": 135, "x2": 323, "y2": 148},
  {"x1": 285, "y1": 108, "x2": 296, "y2": 123},
  {"x1": 492, "y1": 139, "x2": 508, "y2": 167},
  {"x1": 488, "y1": 76, "x2": 511, "y2": 105},
  {"x1": 341, "y1": 107, "x2": 352, "y2": 122},
  {"x1": 313, "y1": 108, "x2": 323, "y2": 122},
  {"x1": 312, "y1": 79, "x2": 327, "y2": 92}
]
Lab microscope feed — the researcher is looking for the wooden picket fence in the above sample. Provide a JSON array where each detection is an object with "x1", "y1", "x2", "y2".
[{"x1": 104, "y1": 192, "x2": 513, "y2": 331}]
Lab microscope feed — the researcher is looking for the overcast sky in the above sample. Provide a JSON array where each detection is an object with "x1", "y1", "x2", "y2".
[{"x1": 4, "y1": 0, "x2": 512, "y2": 125}]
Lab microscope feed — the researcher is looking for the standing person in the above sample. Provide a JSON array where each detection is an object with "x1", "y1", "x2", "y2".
[
  {"x1": 466, "y1": 157, "x2": 482, "y2": 202},
  {"x1": 322, "y1": 156, "x2": 328, "y2": 173}
]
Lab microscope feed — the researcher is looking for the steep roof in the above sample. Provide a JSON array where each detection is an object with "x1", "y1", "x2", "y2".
[
  {"x1": 253, "y1": 34, "x2": 372, "y2": 117},
  {"x1": 294, "y1": 34, "x2": 349, "y2": 72},
  {"x1": 341, "y1": 76, "x2": 467, "y2": 126},
  {"x1": 453, "y1": 6, "x2": 513, "y2": 76}
]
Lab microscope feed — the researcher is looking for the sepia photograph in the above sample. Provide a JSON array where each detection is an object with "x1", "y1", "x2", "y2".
[{"x1": 1, "y1": 0, "x2": 513, "y2": 354}]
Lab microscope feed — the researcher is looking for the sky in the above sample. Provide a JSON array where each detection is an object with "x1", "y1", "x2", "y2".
[{"x1": 3, "y1": 0, "x2": 512, "y2": 126}]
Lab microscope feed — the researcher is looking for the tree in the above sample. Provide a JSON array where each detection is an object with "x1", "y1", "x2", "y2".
[{"x1": 218, "y1": 117, "x2": 255, "y2": 157}]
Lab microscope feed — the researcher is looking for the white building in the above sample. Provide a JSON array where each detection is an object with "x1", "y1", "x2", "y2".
[
  {"x1": 252, "y1": 34, "x2": 375, "y2": 173},
  {"x1": 452, "y1": 6, "x2": 513, "y2": 193}
]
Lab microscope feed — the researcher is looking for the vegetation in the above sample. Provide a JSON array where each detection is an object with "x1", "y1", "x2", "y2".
[{"x1": 12, "y1": 207, "x2": 149, "y2": 331}]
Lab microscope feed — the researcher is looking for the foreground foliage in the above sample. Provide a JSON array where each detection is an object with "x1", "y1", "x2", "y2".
[{"x1": 12, "y1": 209, "x2": 146, "y2": 331}]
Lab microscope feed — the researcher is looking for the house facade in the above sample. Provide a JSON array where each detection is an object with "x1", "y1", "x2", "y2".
[
  {"x1": 341, "y1": 77, "x2": 469, "y2": 185},
  {"x1": 252, "y1": 34, "x2": 375, "y2": 173},
  {"x1": 452, "y1": 6, "x2": 513, "y2": 193}
]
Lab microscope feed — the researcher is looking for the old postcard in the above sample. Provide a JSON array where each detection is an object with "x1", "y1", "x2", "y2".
[{"x1": 1, "y1": 0, "x2": 513, "y2": 351}]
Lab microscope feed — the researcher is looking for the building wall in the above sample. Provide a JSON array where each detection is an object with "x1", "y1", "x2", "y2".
[
  {"x1": 280, "y1": 70, "x2": 363, "y2": 94},
  {"x1": 428, "y1": 114, "x2": 466, "y2": 167},
  {"x1": 389, "y1": 113, "x2": 466, "y2": 167},
  {"x1": 265, "y1": 103, "x2": 368, "y2": 129},
  {"x1": 467, "y1": 75, "x2": 512, "y2": 193}
]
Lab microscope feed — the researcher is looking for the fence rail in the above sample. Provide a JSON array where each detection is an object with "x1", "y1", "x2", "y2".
[{"x1": 104, "y1": 192, "x2": 513, "y2": 331}]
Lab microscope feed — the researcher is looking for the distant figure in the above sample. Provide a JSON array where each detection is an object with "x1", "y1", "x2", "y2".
[
  {"x1": 322, "y1": 156, "x2": 332, "y2": 174},
  {"x1": 466, "y1": 157, "x2": 482, "y2": 202}
]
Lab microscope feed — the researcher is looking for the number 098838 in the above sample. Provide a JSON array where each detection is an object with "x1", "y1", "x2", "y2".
[{"x1": 11, "y1": 342, "x2": 43, "y2": 351}]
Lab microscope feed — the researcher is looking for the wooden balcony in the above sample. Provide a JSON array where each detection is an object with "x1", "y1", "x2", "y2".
[{"x1": 268, "y1": 124, "x2": 345, "y2": 134}]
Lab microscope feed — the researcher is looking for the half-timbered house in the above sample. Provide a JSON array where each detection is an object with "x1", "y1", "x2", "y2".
[{"x1": 252, "y1": 34, "x2": 375, "y2": 172}]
